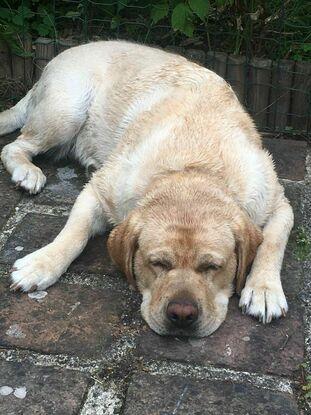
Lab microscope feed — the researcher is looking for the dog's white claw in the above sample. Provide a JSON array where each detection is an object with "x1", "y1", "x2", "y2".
[
  {"x1": 12, "y1": 165, "x2": 46, "y2": 194},
  {"x1": 239, "y1": 282, "x2": 288, "y2": 324},
  {"x1": 10, "y1": 246, "x2": 63, "y2": 292}
]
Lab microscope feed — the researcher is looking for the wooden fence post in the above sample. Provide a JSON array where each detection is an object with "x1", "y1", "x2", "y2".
[
  {"x1": 227, "y1": 54, "x2": 246, "y2": 104},
  {"x1": 56, "y1": 38, "x2": 76, "y2": 55},
  {"x1": 267, "y1": 59, "x2": 294, "y2": 132},
  {"x1": 248, "y1": 58, "x2": 272, "y2": 130},
  {"x1": 290, "y1": 61, "x2": 311, "y2": 132},
  {"x1": 34, "y1": 38, "x2": 56, "y2": 81},
  {"x1": 0, "y1": 41, "x2": 12, "y2": 79},
  {"x1": 11, "y1": 36, "x2": 33, "y2": 89},
  {"x1": 206, "y1": 51, "x2": 228, "y2": 78}
]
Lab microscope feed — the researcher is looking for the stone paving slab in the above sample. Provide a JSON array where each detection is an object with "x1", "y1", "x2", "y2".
[
  {"x1": 0, "y1": 132, "x2": 309, "y2": 414},
  {"x1": 137, "y1": 295, "x2": 304, "y2": 377},
  {"x1": 70, "y1": 233, "x2": 116, "y2": 275},
  {"x1": 1, "y1": 133, "x2": 86, "y2": 207},
  {"x1": 137, "y1": 180, "x2": 306, "y2": 378},
  {"x1": 0, "y1": 171, "x2": 21, "y2": 231},
  {"x1": 0, "y1": 279, "x2": 136, "y2": 358},
  {"x1": 0, "y1": 360, "x2": 89, "y2": 415},
  {"x1": 0, "y1": 213, "x2": 67, "y2": 264},
  {"x1": 263, "y1": 138, "x2": 307, "y2": 181},
  {"x1": 123, "y1": 372, "x2": 299, "y2": 415},
  {"x1": 0, "y1": 212, "x2": 118, "y2": 277},
  {"x1": 29, "y1": 157, "x2": 87, "y2": 206},
  {"x1": 0, "y1": 132, "x2": 17, "y2": 151}
]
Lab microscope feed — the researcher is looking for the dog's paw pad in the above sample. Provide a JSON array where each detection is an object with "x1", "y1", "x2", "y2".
[
  {"x1": 239, "y1": 283, "x2": 288, "y2": 324},
  {"x1": 12, "y1": 165, "x2": 46, "y2": 194}
]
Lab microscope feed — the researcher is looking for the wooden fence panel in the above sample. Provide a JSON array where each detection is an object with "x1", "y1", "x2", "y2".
[
  {"x1": 1, "y1": 39, "x2": 310, "y2": 134},
  {"x1": 206, "y1": 51, "x2": 227, "y2": 78},
  {"x1": 34, "y1": 38, "x2": 56, "y2": 81},
  {"x1": 0, "y1": 41, "x2": 12, "y2": 79},
  {"x1": 268, "y1": 60, "x2": 294, "y2": 132},
  {"x1": 291, "y1": 61, "x2": 311, "y2": 132},
  {"x1": 248, "y1": 58, "x2": 272, "y2": 129},
  {"x1": 227, "y1": 54, "x2": 246, "y2": 104},
  {"x1": 11, "y1": 37, "x2": 33, "y2": 89}
]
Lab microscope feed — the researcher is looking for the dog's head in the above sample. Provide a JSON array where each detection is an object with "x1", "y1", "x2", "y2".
[{"x1": 107, "y1": 183, "x2": 262, "y2": 337}]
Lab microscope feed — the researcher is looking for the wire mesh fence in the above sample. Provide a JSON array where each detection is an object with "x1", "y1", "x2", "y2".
[{"x1": 0, "y1": 0, "x2": 310, "y2": 137}]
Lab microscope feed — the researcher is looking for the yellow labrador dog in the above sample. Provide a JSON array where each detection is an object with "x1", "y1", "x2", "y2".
[{"x1": 0, "y1": 41, "x2": 293, "y2": 337}]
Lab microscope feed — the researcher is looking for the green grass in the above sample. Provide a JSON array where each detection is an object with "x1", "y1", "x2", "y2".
[{"x1": 294, "y1": 227, "x2": 311, "y2": 261}]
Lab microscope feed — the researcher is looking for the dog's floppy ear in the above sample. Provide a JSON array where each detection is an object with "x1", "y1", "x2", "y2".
[
  {"x1": 233, "y1": 212, "x2": 263, "y2": 294},
  {"x1": 107, "y1": 210, "x2": 143, "y2": 289}
]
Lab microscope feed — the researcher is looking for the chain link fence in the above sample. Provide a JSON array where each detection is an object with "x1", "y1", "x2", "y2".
[{"x1": 0, "y1": 0, "x2": 310, "y2": 138}]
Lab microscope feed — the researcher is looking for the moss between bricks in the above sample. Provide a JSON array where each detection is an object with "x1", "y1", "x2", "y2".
[{"x1": 294, "y1": 227, "x2": 311, "y2": 261}]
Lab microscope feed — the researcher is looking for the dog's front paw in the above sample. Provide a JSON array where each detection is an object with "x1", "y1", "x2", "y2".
[
  {"x1": 10, "y1": 246, "x2": 63, "y2": 292},
  {"x1": 12, "y1": 165, "x2": 46, "y2": 194},
  {"x1": 239, "y1": 280, "x2": 288, "y2": 324}
]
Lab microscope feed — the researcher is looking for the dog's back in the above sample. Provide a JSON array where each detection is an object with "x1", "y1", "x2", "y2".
[{"x1": 0, "y1": 40, "x2": 274, "y2": 226}]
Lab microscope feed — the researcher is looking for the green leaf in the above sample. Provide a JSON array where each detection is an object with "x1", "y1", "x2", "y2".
[
  {"x1": 151, "y1": 2, "x2": 169, "y2": 24},
  {"x1": 65, "y1": 11, "x2": 81, "y2": 19},
  {"x1": 110, "y1": 16, "x2": 120, "y2": 29},
  {"x1": 302, "y1": 43, "x2": 311, "y2": 52},
  {"x1": 182, "y1": 19, "x2": 195, "y2": 37},
  {"x1": 0, "y1": 7, "x2": 12, "y2": 20},
  {"x1": 171, "y1": 3, "x2": 194, "y2": 37},
  {"x1": 117, "y1": 0, "x2": 128, "y2": 13},
  {"x1": 12, "y1": 14, "x2": 24, "y2": 27},
  {"x1": 17, "y1": 5, "x2": 34, "y2": 19},
  {"x1": 188, "y1": 0, "x2": 209, "y2": 20},
  {"x1": 43, "y1": 14, "x2": 54, "y2": 26},
  {"x1": 36, "y1": 22, "x2": 52, "y2": 36}
]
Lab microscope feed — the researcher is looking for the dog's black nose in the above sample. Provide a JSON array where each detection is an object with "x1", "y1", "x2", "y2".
[{"x1": 166, "y1": 300, "x2": 199, "y2": 328}]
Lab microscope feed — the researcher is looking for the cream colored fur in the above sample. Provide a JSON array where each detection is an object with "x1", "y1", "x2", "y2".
[{"x1": 0, "y1": 41, "x2": 293, "y2": 336}]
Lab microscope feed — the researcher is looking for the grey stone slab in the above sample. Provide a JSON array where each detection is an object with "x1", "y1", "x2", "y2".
[
  {"x1": 0, "y1": 212, "x2": 118, "y2": 277},
  {"x1": 123, "y1": 372, "x2": 299, "y2": 415},
  {"x1": 0, "y1": 132, "x2": 18, "y2": 151},
  {"x1": 0, "y1": 360, "x2": 89, "y2": 415},
  {"x1": 263, "y1": 138, "x2": 307, "y2": 181},
  {"x1": 137, "y1": 180, "x2": 306, "y2": 378},
  {"x1": 0, "y1": 171, "x2": 21, "y2": 230},
  {"x1": 0, "y1": 279, "x2": 137, "y2": 358},
  {"x1": 1, "y1": 133, "x2": 86, "y2": 206},
  {"x1": 27, "y1": 156, "x2": 87, "y2": 206},
  {"x1": 0, "y1": 213, "x2": 67, "y2": 265},
  {"x1": 137, "y1": 295, "x2": 304, "y2": 377},
  {"x1": 70, "y1": 233, "x2": 117, "y2": 276}
]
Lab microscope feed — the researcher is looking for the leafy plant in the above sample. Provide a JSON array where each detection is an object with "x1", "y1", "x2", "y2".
[
  {"x1": 0, "y1": 0, "x2": 310, "y2": 61},
  {"x1": 302, "y1": 375, "x2": 311, "y2": 399}
]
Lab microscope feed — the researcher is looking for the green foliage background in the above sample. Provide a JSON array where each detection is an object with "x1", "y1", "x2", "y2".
[{"x1": 0, "y1": 0, "x2": 310, "y2": 60}]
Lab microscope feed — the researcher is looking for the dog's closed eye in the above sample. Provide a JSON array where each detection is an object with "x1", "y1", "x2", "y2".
[
  {"x1": 149, "y1": 258, "x2": 173, "y2": 271},
  {"x1": 196, "y1": 262, "x2": 221, "y2": 273}
]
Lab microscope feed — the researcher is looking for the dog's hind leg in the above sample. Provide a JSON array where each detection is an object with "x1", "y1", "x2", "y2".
[
  {"x1": 10, "y1": 181, "x2": 106, "y2": 292},
  {"x1": 1, "y1": 81, "x2": 91, "y2": 194},
  {"x1": 1, "y1": 133, "x2": 48, "y2": 194}
]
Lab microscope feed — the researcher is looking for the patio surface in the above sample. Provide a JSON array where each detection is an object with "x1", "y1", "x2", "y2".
[{"x1": 0, "y1": 133, "x2": 310, "y2": 414}]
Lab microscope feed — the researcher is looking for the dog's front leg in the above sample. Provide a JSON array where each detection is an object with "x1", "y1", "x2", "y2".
[
  {"x1": 239, "y1": 192, "x2": 294, "y2": 323},
  {"x1": 10, "y1": 183, "x2": 106, "y2": 292}
]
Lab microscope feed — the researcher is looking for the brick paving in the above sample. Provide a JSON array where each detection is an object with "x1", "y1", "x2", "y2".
[{"x1": 0, "y1": 133, "x2": 310, "y2": 414}]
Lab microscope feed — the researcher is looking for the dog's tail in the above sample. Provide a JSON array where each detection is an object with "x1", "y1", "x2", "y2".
[{"x1": 0, "y1": 88, "x2": 33, "y2": 136}]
